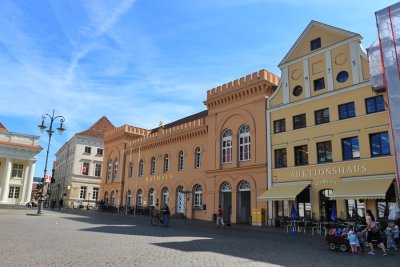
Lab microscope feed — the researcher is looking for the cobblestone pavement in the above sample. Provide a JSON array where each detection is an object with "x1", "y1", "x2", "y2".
[{"x1": 1, "y1": 208, "x2": 399, "y2": 267}]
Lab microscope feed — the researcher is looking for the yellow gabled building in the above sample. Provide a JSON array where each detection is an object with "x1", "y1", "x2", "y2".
[{"x1": 260, "y1": 21, "x2": 397, "y2": 222}]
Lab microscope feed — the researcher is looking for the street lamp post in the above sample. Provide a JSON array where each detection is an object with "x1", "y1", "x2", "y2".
[{"x1": 37, "y1": 110, "x2": 65, "y2": 214}]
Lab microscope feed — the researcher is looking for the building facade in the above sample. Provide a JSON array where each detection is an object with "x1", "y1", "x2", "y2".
[
  {"x1": 261, "y1": 21, "x2": 397, "y2": 222},
  {"x1": 0, "y1": 123, "x2": 42, "y2": 205},
  {"x1": 100, "y1": 70, "x2": 279, "y2": 224},
  {"x1": 52, "y1": 117, "x2": 114, "y2": 208}
]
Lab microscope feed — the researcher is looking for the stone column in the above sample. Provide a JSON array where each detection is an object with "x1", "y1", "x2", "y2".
[
  {"x1": 0, "y1": 158, "x2": 12, "y2": 203},
  {"x1": 21, "y1": 161, "x2": 35, "y2": 204}
]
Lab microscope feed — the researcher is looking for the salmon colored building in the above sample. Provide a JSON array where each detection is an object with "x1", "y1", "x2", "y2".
[{"x1": 100, "y1": 70, "x2": 279, "y2": 224}]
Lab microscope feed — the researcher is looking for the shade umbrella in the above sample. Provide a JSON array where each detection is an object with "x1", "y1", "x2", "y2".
[
  {"x1": 331, "y1": 202, "x2": 337, "y2": 222},
  {"x1": 290, "y1": 203, "x2": 298, "y2": 220}
]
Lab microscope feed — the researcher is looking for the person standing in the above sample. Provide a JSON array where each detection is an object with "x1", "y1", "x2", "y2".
[
  {"x1": 217, "y1": 205, "x2": 225, "y2": 229},
  {"x1": 59, "y1": 198, "x2": 63, "y2": 210},
  {"x1": 365, "y1": 209, "x2": 387, "y2": 256},
  {"x1": 162, "y1": 204, "x2": 170, "y2": 226}
]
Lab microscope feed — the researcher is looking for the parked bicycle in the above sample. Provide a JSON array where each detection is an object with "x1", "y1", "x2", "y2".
[{"x1": 151, "y1": 209, "x2": 163, "y2": 226}]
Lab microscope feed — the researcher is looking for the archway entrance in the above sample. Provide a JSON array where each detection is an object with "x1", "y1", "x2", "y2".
[
  {"x1": 237, "y1": 180, "x2": 251, "y2": 224},
  {"x1": 220, "y1": 182, "x2": 232, "y2": 223}
]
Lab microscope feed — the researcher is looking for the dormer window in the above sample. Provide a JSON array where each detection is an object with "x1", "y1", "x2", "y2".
[{"x1": 310, "y1": 38, "x2": 321, "y2": 51}]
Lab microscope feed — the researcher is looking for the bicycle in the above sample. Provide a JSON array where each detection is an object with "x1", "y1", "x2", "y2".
[{"x1": 151, "y1": 209, "x2": 163, "y2": 226}]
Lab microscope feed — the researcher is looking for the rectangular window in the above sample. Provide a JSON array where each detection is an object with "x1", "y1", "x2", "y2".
[
  {"x1": 82, "y1": 162, "x2": 89, "y2": 175},
  {"x1": 313, "y1": 77, "x2": 325, "y2": 91},
  {"x1": 92, "y1": 188, "x2": 99, "y2": 200},
  {"x1": 8, "y1": 186, "x2": 20, "y2": 198},
  {"x1": 80, "y1": 186, "x2": 87, "y2": 199},
  {"x1": 365, "y1": 95, "x2": 385, "y2": 114},
  {"x1": 341, "y1": 137, "x2": 360, "y2": 160},
  {"x1": 84, "y1": 146, "x2": 91, "y2": 154},
  {"x1": 97, "y1": 148, "x2": 103, "y2": 155},
  {"x1": 239, "y1": 135, "x2": 251, "y2": 161},
  {"x1": 294, "y1": 145, "x2": 308, "y2": 166},
  {"x1": 94, "y1": 163, "x2": 101, "y2": 177},
  {"x1": 317, "y1": 141, "x2": 333, "y2": 163},
  {"x1": 293, "y1": 114, "x2": 306, "y2": 130},
  {"x1": 314, "y1": 108, "x2": 330, "y2": 125},
  {"x1": 12, "y1": 164, "x2": 23, "y2": 178},
  {"x1": 273, "y1": 119, "x2": 286, "y2": 133},
  {"x1": 274, "y1": 148, "x2": 287, "y2": 168},
  {"x1": 338, "y1": 102, "x2": 356, "y2": 120},
  {"x1": 370, "y1": 132, "x2": 390, "y2": 157},
  {"x1": 310, "y1": 37, "x2": 321, "y2": 51}
]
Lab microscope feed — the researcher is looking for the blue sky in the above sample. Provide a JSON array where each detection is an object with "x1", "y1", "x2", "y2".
[{"x1": 0, "y1": 0, "x2": 396, "y2": 178}]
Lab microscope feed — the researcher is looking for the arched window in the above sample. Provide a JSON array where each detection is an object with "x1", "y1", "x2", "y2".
[
  {"x1": 239, "y1": 124, "x2": 250, "y2": 161},
  {"x1": 107, "y1": 159, "x2": 112, "y2": 180},
  {"x1": 126, "y1": 190, "x2": 132, "y2": 207},
  {"x1": 238, "y1": 180, "x2": 251, "y2": 191},
  {"x1": 128, "y1": 161, "x2": 133, "y2": 178},
  {"x1": 111, "y1": 191, "x2": 115, "y2": 206},
  {"x1": 162, "y1": 187, "x2": 169, "y2": 206},
  {"x1": 112, "y1": 157, "x2": 118, "y2": 181},
  {"x1": 222, "y1": 129, "x2": 232, "y2": 163},
  {"x1": 149, "y1": 188, "x2": 155, "y2": 207},
  {"x1": 138, "y1": 159, "x2": 143, "y2": 177},
  {"x1": 193, "y1": 184, "x2": 203, "y2": 207},
  {"x1": 163, "y1": 154, "x2": 169, "y2": 173},
  {"x1": 220, "y1": 181, "x2": 232, "y2": 192},
  {"x1": 151, "y1": 157, "x2": 156, "y2": 175},
  {"x1": 178, "y1": 151, "x2": 184, "y2": 171},
  {"x1": 104, "y1": 191, "x2": 109, "y2": 205},
  {"x1": 195, "y1": 147, "x2": 201, "y2": 168},
  {"x1": 136, "y1": 189, "x2": 143, "y2": 207}
]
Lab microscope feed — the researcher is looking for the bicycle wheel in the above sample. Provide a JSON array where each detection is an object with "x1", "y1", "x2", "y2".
[{"x1": 151, "y1": 216, "x2": 160, "y2": 226}]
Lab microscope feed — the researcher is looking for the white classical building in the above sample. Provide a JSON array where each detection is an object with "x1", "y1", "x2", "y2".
[
  {"x1": 51, "y1": 117, "x2": 114, "y2": 208},
  {"x1": 0, "y1": 123, "x2": 42, "y2": 205}
]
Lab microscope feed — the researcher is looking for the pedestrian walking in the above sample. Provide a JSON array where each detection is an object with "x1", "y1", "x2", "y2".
[
  {"x1": 59, "y1": 198, "x2": 63, "y2": 210},
  {"x1": 162, "y1": 204, "x2": 170, "y2": 226},
  {"x1": 217, "y1": 205, "x2": 225, "y2": 229},
  {"x1": 365, "y1": 209, "x2": 387, "y2": 256}
]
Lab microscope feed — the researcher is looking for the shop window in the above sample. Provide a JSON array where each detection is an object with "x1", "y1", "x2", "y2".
[
  {"x1": 365, "y1": 95, "x2": 385, "y2": 114},
  {"x1": 313, "y1": 77, "x2": 325, "y2": 91},
  {"x1": 338, "y1": 102, "x2": 355, "y2": 120},
  {"x1": 376, "y1": 183, "x2": 396, "y2": 219},
  {"x1": 296, "y1": 187, "x2": 311, "y2": 218},
  {"x1": 274, "y1": 148, "x2": 287, "y2": 168},
  {"x1": 274, "y1": 119, "x2": 286, "y2": 133},
  {"x1": 346, "y1": 199, "x2": 365, "y2": 220},
  {"x1": 293, "y1": 114, "x2": 306, "y2": 130},
  {"x1": 369, "y1": 132, "x2": 390, "y2": 157},
  {"x1": 341, "y1": 136, "x2": 360, "y2": 160},
  {"x1": 310, "y1": 37, "x2": 321, "y2": 51},
  {"x1": 294, "y1": 145, "x2": 308, "y2": 166},
  {"x1": 275, "y1": 201, "x2": 289, "y2": 217},
  {"x1": 317, "y1": 141, "x2": 332, "y2": 163},
  {"x1": 336, "y1": 71, "x2": 349, "y2": 83},
  {"x1": 314, "y1": 108, "x2": 330, "y2": 125}
]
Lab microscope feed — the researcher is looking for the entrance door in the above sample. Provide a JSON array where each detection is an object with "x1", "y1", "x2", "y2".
[
  {"x1": 220, "y1": 182, "x2": 232, "y2": 223},
  {"x1": 177, "y1": 186, "x2": 185, "y2": 213},
  {"x1": 238, "y1": 180, "x2": 251, "y2": 224},
  {"x1": 319, "y1": 189, "x2": 335, "y2": 221}
]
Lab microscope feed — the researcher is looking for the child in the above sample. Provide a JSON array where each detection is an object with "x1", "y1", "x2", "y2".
[
  {"x1": 356, "y1": 230, "x2": 365, "y2": 253},
  {"x1": 394, "y1": 225, "x2": 399, "y2": 246},
  {"x1": 386, "y1": 226, "x2": 398, "y2": 252},
  {"x1": 347, "y1": 230, "x2": 358, "y2": 254}
]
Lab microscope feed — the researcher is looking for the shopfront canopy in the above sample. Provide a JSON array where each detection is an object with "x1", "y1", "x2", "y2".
[
  {"x1": 329, "y1": 177, "x2": 394, "y2": 200},
  {"x1": 258, "y1": 182, "x2": 310, "y2": 201}
]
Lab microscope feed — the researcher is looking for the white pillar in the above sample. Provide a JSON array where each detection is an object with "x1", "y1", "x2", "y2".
[
  {"x1": 21, "y1": 161, "x2": 35, "y2": 204},
  {"x1": 0, "y1": 158, "x2": 12, "y2": 203}
]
